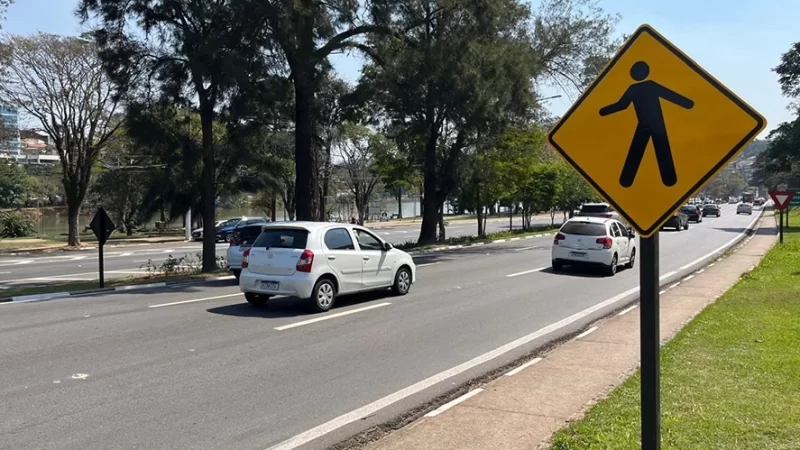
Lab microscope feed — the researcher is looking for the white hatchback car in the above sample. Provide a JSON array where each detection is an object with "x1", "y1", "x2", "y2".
[
  {"x1": 551, "y1": 217, "x2": 637, "y2": 276},
  {"x1": 239, "y1": 222, "x2": 416, "y2": 311}
]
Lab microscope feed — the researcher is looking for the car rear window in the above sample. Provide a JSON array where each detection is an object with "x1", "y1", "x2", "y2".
[
  {"x1": 680, "y1": 206, "x2": 696, "y2": 213},
  {"x1": 560, "y1": 222, "x2": 607, "y2": 236},
  {"x1": 253, "y1": 228, "x2": 309, "y2": 249},
  {"x1": 580, "y1": 205, "x2": 611, "y2": 213},
  {"x1": 235, "y1": 225, "x2": 264, "y2": 245}
]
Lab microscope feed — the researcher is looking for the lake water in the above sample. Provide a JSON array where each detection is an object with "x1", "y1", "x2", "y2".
[{"x1": 26, "y1": 198, "x2": 450, "y2": 237}]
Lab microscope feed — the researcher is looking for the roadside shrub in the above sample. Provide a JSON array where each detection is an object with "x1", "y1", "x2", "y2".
[{"x1": 0, "y1": 211, "x2": 36, "y2": 238}]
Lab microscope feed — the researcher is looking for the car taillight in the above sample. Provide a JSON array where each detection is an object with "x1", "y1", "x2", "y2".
[
  {"x1": 554, "y1": 233, "x2": 566, "y2": 244},
  {"x1": 241, "y1": 248, "x2": 250, "y2": 269},
  {"x1": 296, "y1": 249, "x2": 314, "y2": 273},
  {"x1": 596, "y1": 237, "x2": 613, "y2": 249},
  {"x1": 603, "y1": 213, "x2": 612, "y2": 218}
]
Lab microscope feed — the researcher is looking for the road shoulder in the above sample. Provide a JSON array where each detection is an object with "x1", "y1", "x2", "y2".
[{"x1": 359, "y1": 211, "x2": 777, "y2": 450}]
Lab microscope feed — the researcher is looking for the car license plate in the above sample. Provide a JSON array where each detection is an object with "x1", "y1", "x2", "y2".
[
  {"x1": 260, "y1": 281, "x2": 279, "y2": 291},
  {"x1": 569, "y1": 251, "x2": 587, "y2": 258}
]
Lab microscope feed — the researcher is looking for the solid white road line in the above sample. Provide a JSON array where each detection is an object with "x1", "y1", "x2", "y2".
[
  {"x1": 574, "y1": 326, "x2": 598, "y2": 340},
  {"x1": 617, "y1": 305, "x2": 638, "y2": 316},
  {"x1": 148, "y1": 293, "x2": 242, "y2": 308},
  {"x1": 504, "y1": 357, "x2": 543, "y2": 376},
  {"x1": 513, "y1": 246, "x2": 537, "y2": 252},
  {"x1": 424, "y1": 389, "x2": 484, "y2": 418},
  {"x1": 70, "y1": 256, "x2": 87, "y2": 261},
  {"x1": 505, "y1": 267, "x2": 547, "y2": 278},
  {"x1": 263, "y1": 285, "x2": 641, "y2": 450},
  {"x1": 274, "y1": 303, "x2": 392, "y2": 331}
]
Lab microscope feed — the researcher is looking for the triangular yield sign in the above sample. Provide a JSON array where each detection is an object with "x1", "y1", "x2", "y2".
[{"x1": 769, "y1": 190, "x2": 795, "y2": 211}]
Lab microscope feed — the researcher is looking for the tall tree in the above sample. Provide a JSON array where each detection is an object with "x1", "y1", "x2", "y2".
[
  {"x1": 361, "y1": 0, "x2": 616, "y2": 244},
  {"x1": 334, "y1": 123, "x2": 385, "y2": 224},
  {"x1": 251, "y1": 0, "x2": 437, "y2": 221},
  {"x1": 80, "y1": 0, "x2": 264, "y2": 271},
  {"x1": 775, "y1": 41, "x2": 800, "y2": 109},
  {"x1": 753, "y1": 119, "x2": 800, "y2": 189},
  {"x1": 0, "y1": 0, "x2": 13, "y2": 29},
  {"x1": 0, "y1": 33, "x2": 122, "y2": 245}
]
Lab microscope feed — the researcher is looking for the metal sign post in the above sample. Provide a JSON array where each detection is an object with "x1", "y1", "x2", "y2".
[
  {"x1": 639, "y1": 235, "x2": 660, "y2": 448},
  {"x1": 90, "y1": 207, "x2": 116, "y2": 288}
]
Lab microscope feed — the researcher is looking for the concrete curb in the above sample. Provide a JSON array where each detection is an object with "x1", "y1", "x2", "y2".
[{"x1": 0, "y1": 275, "x2": 236, "y2": 304}]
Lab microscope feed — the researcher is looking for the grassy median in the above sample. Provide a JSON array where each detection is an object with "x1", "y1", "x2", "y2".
[{"x1": 550, "y1": 211, "x2": 800, "y2": 450}]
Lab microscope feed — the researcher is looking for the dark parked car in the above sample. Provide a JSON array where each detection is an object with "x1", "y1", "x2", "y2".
[
  {"x1": 702, "y1": 204, "x2": 721, "y2": 217},
  {"x1": 215, "y1": 217, "x2": 268, "y2": 242},
  {"x1": 680, "y1": 205, "x2": 702, "y2": 223},
  {"x1": 663, "y1": 210, "x2": 689, "y2": 231}
]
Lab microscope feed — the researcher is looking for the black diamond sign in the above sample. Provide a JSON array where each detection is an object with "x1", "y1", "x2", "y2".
[{"x1": 89, "y1": 207, "x2": 115, "y2": 246}]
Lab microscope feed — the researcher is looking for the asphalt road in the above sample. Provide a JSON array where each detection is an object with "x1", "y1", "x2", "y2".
[
  {"x1": 0, "y1": 216, "x2": 550, "y2": 288},
  {"x1": 0, "y1": 204, "x2": 762, "y2": 450}
]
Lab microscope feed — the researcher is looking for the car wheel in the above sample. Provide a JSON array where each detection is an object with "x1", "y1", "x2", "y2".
[
  {"x1": 684, "y1": 221, "x2": 689, "y2": 230},
  {"x1": 606, "y1": 254, "x2": 618, "y2": 276},
  {"x1": 392, "y1": 267, "x2": 412, "y2": 295},
  {"x1": 626, "y1": 248, "x2": 636, "y2": 269},
  {"x1": 552, "y1": 260, "x2": 563, "y2": 271},
  {"x1": 311, "y1": 278, "x2": 336, "y2": 312},
  {"x1": 244, "y1": 292, "x2": 270, "y2": 307},
  {"x1": 232, "y1": 269, "x2": 241, "y2": 280}
]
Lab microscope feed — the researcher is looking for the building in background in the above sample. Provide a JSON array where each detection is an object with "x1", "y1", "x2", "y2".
[{"x1": 0, "y1": 106, "x2": 21, "y2": 155}]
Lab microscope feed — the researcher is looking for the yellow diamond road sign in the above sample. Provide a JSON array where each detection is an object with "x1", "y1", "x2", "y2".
[{"x1": 548, "y1": 24, "x2": 766, "y2": 237}]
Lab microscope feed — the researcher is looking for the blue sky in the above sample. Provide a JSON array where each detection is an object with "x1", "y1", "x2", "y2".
[{"x1": 5, "y1": 0, "x2": 797, "y2": 138}]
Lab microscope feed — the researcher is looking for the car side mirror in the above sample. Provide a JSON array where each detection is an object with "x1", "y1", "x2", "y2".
[
  {"x1": 628, "y1": 229, "x2": 635, "y2": 238},
  {"x1": 383, "y1": 242, "x2": 393, "y2": 251}
]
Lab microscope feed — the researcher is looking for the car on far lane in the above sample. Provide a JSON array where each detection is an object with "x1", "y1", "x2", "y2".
[
  {"x1": 191, "y1": 220, "x2": 225, "y2": 241},
  {"x1": 702, "y1": 204, "x2": 721, "y2": 217},
  {"x1": 663, "y1": 210, "x2": 689, "y2": 231},
  {"x1": 226, "y1": 224, "x2": 268, "y2": 279},
  {"x1": 239, "y1": 222, "x2": 416, "y2": 311},
  {"x1": 551, "y1": 217, "x2": 636, "y2": 276},
  {"x1": 680, "y1": 205, "x2": 702, "y2": 223},
  {"x1": 737, "y1": 203, "x2": 753, "y2": 215},
  {"x1": 216, "y1": 217, "x2": 268, "y2": 242},
  {"x1": 576, "y1": 202, "x2": 621, "y2": 221}
]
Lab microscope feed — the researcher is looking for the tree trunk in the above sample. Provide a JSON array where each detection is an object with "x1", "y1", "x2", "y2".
[
  {"x1": 396, "y1": 189, "x2": 403, "y2": 219},
  {"x1": 294, "y1": 77, "x2": 317, "y2": 221},
  {"x1": 271, "y1": 193, "x2": 277, "y2": 222},
  {"x1": 437, "y1": 203, "x2": 445, "y2": 241},
  {"x1": 418, "y1": 132, "x2": 439, "y2": 244},
  {"x1": 66, "y1": 202, "x2": 80, "y2": 246},
  {"x1": 200, "y1": 108, "x2": 217, "y2": 273},
  {"x1": 475, "y1": 182, "x2": 484, "y2": 237}
]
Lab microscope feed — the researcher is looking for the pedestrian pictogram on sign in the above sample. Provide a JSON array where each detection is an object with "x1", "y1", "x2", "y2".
[
  {"x1": 769, "y1": 190, "x2": 794, "y2": 211},
  {"x1": 548, "y1": 24, "x2": 766, "y2": 237}
]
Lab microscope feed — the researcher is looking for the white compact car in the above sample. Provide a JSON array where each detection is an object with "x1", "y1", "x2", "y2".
[
  {"x1": 239, "y1": 222, "x2": 416, "y2": 311},
  {"x1": 736, "y1": 203, "x2": 753, "y2": 215},
  {"x1": 551, "y1": 217, "x2": 637, "y2": 276},
  {"x1": 226, "y1": 223, "x2": 269, "y2": 279}
]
